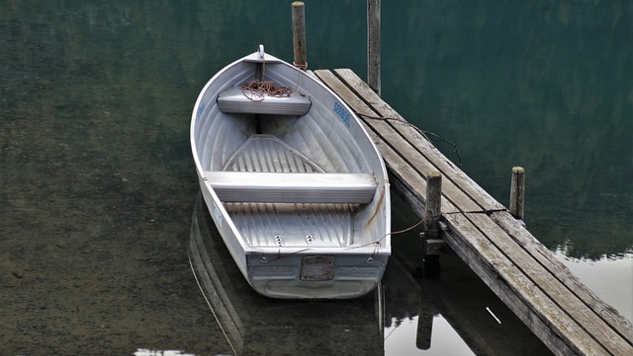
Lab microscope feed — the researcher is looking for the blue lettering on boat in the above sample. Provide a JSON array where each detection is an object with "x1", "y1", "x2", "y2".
[
  {"x1": 212, "y1": 202, "x2": 222, "y2": 227},
  {"x1": 197, "y1": 102, "x2": 205, "y2": 119},
  {"x1": 333, "y1": 101, "x2": 351, "y2": 127}
]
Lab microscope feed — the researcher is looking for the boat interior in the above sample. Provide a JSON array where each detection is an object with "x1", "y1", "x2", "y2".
[{"x1": 210, "y1": 134, "x2": 366, "y2": 248}]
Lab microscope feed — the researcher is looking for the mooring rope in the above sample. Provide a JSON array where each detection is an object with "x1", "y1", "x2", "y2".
[
  {"x1": 364, "y1": 211, "x2": 443, "y2": 258},
  {"x1": 356, "y1": 112, "x2": 463, "y2": 166}
]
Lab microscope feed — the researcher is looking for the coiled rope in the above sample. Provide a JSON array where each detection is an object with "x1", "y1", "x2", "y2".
[
  {"x1": 240, "y1": 52, "x2": 292, "y2": 101},
  {"x1": 240, "y1": 80, "x2": 291, "y2": 101}
]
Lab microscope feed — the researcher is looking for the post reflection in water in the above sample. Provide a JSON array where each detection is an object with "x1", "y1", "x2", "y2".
[{"x1": 189, "y1": 193, "x2": 553, "y2": 356}]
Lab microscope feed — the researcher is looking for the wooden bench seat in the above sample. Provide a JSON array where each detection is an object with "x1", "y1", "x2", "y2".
[
  {"x1": 217, "y1": 85, "x2": 312, "y2": 116},
  {"x1": 205, "y1": 171, "x2": 376, "y2": 204}
]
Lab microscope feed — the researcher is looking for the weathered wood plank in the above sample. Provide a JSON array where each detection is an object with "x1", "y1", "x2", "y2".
[
  {"x1": 314, "y1": 69, "x2": 472, "y2": 213},
  {"x1": 333, "y1": 68, "x2": 505, "y2": 213},
  {"x1": 374, "y1": 137, "x2": 459, "y2": 215},
  {"x1": 466, "y1": 212, "x2": 633, "y2": 356},
  {"x1": 490, "y1": 210, "x2": 633, "y2": 347},
  {"x1": 444, "y1": 213, "x2": 608, "y2": 356}
]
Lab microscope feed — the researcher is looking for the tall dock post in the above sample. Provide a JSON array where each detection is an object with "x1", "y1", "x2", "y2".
[
  {"x1": 367, "y1": 0, "x2": 381, "y2": 95},
  {"x1": 291, "y1": 2, "x2": 307, "y2": 70},
  {"x1": 509, "y1": 166, "x2": 525, "y2": 220},
  {"x1": 422, "y1": 171, "x2": 442, "y2": 278}
]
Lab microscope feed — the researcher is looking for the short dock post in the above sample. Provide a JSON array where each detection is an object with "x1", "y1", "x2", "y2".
[
  {"x1": 291, "y1": 2, "x2": 307, "y2": 70},
  {"x1": 367, "y1": 0, "x2": 381, "y2": 95},
  {"x1": 422, "y1": 171, "x2": 442, "y2": 279},
  {"x1": 509, "y1": 166, "x2": 525, "y2": 220},
  {"x1": 425, "y1": 171, "x2": 442, "y2": 239}
]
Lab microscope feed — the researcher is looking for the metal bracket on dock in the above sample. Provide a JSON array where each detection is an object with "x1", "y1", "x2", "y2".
[
  {"x1": 420, "y1": 230, "x2": 446, "y2": 256},
  {"x1": 424, "y1": 238, "x2": 444, "y2": 256},
  {"x1": 420, "y1": 220, "x2": 448, "y2": 256}
]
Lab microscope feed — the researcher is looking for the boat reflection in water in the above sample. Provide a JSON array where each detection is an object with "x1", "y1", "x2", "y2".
[{"x1": 189, "y1": 193, "x2": 385, "y2": 356}]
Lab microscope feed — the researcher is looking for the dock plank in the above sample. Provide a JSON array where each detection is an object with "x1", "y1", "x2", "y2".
[
  {"x1": 466, "y1": 212, "x2": 632, "y2": 356},
  {"x1": 490, "y1": 211, "x2": 633, "y2": 345},
  {"x1": 443, "y1": 213, "x2": 606, "y2": 356}
]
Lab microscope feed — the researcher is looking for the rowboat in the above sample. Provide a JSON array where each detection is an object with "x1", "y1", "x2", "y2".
[{"x1": 190, "y1": 45, "x2": 391, "y2": 299}]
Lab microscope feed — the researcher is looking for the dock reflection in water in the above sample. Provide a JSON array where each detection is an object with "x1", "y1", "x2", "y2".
[
  {"x1": 383, "y1": 196, "x2": 554, "y2": 356},
  {"x1": 382, "y1": 255, "x2": 554, "y2": 356},
  {"x1": 188, "y1": 193, "x2": 385, "y2": 356}
]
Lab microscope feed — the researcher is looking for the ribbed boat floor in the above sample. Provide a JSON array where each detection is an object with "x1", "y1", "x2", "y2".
[{"x1": 223, "y1": 135, "x2": 358, "y2": 248}]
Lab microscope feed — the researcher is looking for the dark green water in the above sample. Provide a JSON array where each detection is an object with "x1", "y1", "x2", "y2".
[
  {"x1": 381, "y1": 0, "x2": 633, "y2": 259},
  {"x1": 0, "y1": 1, "x2": 630, "y2": 355}
]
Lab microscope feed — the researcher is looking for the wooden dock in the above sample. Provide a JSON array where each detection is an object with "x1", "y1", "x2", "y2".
[{"x1": 313, "y1": 69, "x2": 633, "y2": 356}]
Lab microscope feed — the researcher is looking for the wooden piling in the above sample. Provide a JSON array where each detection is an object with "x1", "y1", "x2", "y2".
[
  {"x1": 422, "y1": 171, "x2": 442, "y2": 279},
  {"x1": 425, "y1": 171, "x2": 442, "y2": 240},
  {"x1": 291, "y1": 2, "x2": 307, "y2": 70},
  {"x1": 367, "y1": 0, "x2": 381, "y2": 95},
  {"x1": 509, "y1": 166, "x2": 525, "y2": 220}
]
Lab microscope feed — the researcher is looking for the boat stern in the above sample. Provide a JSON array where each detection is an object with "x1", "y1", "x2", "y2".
[{"x1": 245, "y1": 251, "x2": 389, "y2": 299}]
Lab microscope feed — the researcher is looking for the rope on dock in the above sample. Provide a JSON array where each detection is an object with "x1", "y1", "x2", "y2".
[{"x1": 357, "y1": 113, "x2": 463, "y2": 166}]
